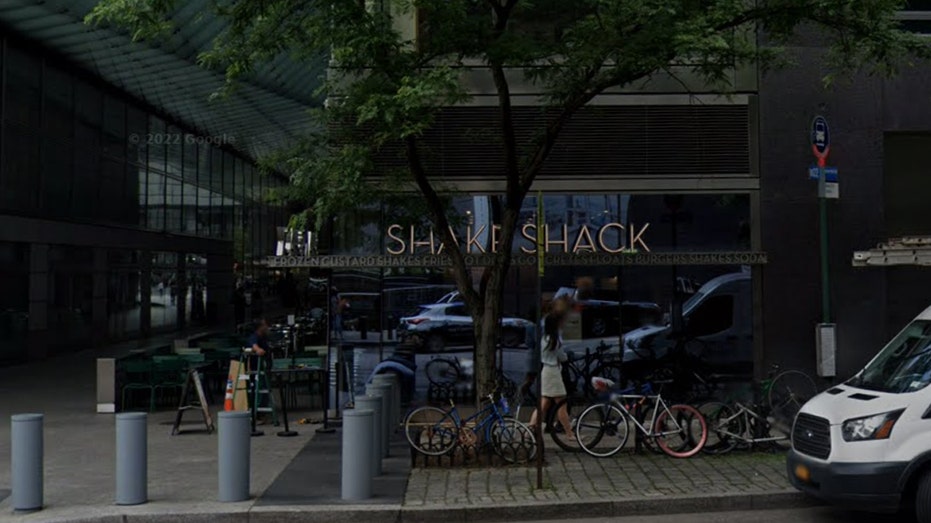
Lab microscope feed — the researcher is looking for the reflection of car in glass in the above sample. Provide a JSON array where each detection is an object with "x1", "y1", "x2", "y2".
[
  {"x1": 788, "y1": 308, "x2": 931, "y2": 522},
  {"x1": 623, "y1": 272, "x2": 752, "y2": 369},
  {"x1": 399, "y1": 302, "x2": 533, "y2": 352}
]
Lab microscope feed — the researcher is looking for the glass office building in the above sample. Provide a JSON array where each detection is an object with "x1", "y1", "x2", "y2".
[{"x1": 0, "y1": 34, "x2": 288, "y2": 362}]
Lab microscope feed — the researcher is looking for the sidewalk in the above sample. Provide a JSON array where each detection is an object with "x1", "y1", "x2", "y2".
[{"x1": 0, "y1": 337, "x2": 812, "y2": 523}]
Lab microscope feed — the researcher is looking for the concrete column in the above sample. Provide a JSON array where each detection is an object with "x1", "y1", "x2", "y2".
[
  {"x1": 341, "y1": 409, "x2": 373, "y2": 501},
  {"x1": 27, "y1": 244, "x2": 49, "y2": 360},
  {"x1": 366, "y1": 383, "x2": 391, "y2": 458},
  {"x1": 372, "y1": 374, "x2": 400, "y2": 430},
  {"x1": 218, "y1": 411, "x2": 251, "y2": 502},
  {"x1": 353, "y1": 396, "x2": 383, "y2": 476},
  {"x1": 11, "y1": 413, "x2": 43, "y2": 512},
  {"x1": 115, "y1": 413, "x2": 147, "y2": 505},
  {"x1": 91, "y1": 248, "x2": 108, "y2": 346}
]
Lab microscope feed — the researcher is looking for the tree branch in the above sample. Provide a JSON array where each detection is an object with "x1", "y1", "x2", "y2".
[
  {"x1": 404, "y1": 135, "x2": 482, "y2": 314},
  {"x1": 488, "y1": 0, "x2": 520, "y2": 206}
]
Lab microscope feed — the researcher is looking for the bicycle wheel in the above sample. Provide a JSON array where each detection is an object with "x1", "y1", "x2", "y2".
[
  {"x1": 404, "y1": 406, "x2": 459, "y2": 456},
  {"x1": 491, "y1": 417, "x2": 537, "y2": 464},
  {"x1": 653, "y1": 404, "x2": 707, "y2": 458},
  {"x1": 766, "y1": 370, "x2": 818, "y2": 428},
  {"x1": 425, "y1": 358, "x2": 460, "y2": 386},
  {"x1": 699, "y1": 401, "x2": 742, "y2": 455},
  {"x1": 576, "y1": 403, "x2": 630, "y2": 458},
  {"x1": 548, "y1": 396, "x2": 595, "y2": 451}
]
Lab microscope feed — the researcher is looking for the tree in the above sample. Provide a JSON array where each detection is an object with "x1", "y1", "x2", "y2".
[{"x1": 89, "y1": 0, "x2": 926, "y2": 395}]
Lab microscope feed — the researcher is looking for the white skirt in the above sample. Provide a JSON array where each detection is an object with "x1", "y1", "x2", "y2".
[{"x1": 541, "y1": 365, "x2": 567, "y2": 398}]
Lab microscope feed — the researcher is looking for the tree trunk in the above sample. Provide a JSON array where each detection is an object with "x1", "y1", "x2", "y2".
[
  {"x1": 473, "y1": 285, "x2": 503, "y2": 399},
  {"x1": 470, "y1": 206, "x2": 520, "y2": 398}
]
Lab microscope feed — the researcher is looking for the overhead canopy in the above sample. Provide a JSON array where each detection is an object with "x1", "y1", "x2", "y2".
[{"x1": 0, "y1": 0, "x2": 322, "y2": 161}]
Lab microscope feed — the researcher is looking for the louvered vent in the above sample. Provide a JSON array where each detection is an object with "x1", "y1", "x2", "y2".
[{"x1": 345, "y1": 105, "x2": 750, "y2": 178}]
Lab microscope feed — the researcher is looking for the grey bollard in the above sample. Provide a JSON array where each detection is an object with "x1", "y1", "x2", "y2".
[
  {"x1": 341, "y1": 409, "x2": 373, "y2": 501},
  {"x1": 354, "y1": 396, "x2": 383, "y2": 476},
  {"x1": 372, "y1": 374, "x2": 400, "y2": 428},
  {"x1": 218, "y1": 411, "x2": 251, "y2": 502},
  {"x1": 116, "y1": 413, "x2": 147, "y2": 505},
  {"x1": 366, "y1": 383, "x2": 391, "y2": 457},
  {"x1": 11, "y1": 414, "x2": 43, "y2": 512}
]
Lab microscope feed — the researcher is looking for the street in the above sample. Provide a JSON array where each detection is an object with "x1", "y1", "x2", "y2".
[{"x1": 513, "y1": 507, "x2": 900, "y2": 523}]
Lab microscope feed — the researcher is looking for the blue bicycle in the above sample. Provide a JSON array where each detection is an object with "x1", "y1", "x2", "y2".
[{"x1": 404, "y1": 392, "x2": 536, "y2": 463}]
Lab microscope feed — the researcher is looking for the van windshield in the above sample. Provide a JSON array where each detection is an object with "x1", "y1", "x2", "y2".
[{"x1": 848, "y1": 320, "x2": 931, "y2": 393}]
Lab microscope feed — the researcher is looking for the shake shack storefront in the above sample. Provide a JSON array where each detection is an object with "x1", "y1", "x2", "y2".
[{"x1": 268, "y1": 191, "x2": 766, "y2": 390}]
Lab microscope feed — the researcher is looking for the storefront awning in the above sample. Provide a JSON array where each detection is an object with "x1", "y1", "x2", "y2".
[{"x1": 263, "y1": 252, "x2": 768, "y2": 269}]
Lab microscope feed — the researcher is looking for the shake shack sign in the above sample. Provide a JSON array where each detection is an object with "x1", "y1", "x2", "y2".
[{"x1": 385, "y1": 222, "x2": 650, "y2": 255}]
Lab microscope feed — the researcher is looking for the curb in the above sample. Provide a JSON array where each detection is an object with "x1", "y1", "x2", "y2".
[{"x1": 6, "y1": 491, "x2": 818, "y2": 523}]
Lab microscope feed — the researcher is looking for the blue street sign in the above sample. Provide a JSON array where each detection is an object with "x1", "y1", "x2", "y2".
[
  {"x1": 809, "y1": 166, "x2": 838, "y2": 181},
  {"x1": 811, "y1": 116, "x2": 830, "y2": 157}
]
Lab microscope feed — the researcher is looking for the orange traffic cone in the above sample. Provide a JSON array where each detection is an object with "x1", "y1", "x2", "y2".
[{"x1": 223, "y1": 378, "x2": 234, "y2": 411}]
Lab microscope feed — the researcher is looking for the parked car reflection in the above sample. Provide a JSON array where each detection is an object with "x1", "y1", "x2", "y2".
[{"x1": 398, "y1": 302, "x2": 534, "y2": 352}]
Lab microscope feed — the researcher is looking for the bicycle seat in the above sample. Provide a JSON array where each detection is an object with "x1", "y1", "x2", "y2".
[{"x1": 592, "y1": 376, "x2": 616, "y2": 393}]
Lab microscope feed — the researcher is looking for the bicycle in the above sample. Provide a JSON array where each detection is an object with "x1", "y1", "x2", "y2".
[
  {"x1": 700, "y1": 365, "x2": 818, "y2": 454},
  {"x1": 425, "y1": 355, "x2": 518, "y2": 401},
  {"x1": 404, "y1": 391, "x2": 536, "y2": 463},
  {"x1": 514, "y1": 342, "x2": 624, "y2": 452},
  {"x1": 575, "y1": 382, "x2": 708, "y2": 458}
]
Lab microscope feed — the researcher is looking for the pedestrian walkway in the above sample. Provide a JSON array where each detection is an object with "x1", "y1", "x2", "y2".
[
  {"x1": 406, "y1": 451, "x2": 790, "y2": 507},
  {"x1": 0, "y1": 333, "x2": 810, "y2": 523}
]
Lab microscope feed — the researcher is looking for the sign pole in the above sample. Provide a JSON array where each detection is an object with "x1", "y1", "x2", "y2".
[
  {"x1": 811, "y1": 116, "x2": 832, "y2": 324},
  {"x1": 535, "y1": 192, "x2": 544, "y2": 490},
  {"x1": 819, "y1": 165, "x2": 830, "y2": 323}
]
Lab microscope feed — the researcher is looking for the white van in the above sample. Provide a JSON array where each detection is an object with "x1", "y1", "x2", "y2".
[
  {"x1": 622, "y1": 271, "x2": 752, "y2": 368},
  {"x1": 788, "y1": 305, "x2": 931, "y2": 521}
]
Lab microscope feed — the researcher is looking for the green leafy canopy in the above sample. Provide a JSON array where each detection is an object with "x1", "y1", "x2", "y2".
[
  {"x1": 87, "y1": 0, "x2": 927, "y2": 237},
  {"x1": 88, "y1": 0, "x2": 926, "y2": 392}
]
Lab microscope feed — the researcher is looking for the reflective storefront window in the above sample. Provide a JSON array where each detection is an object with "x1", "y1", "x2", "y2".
[
  {"x1": 107, "y1": 250, "x2": 142, "y2": 340},
  {"x1": 150, "y1": 252, "x2": 179, "y2": 331},
  {"x1": 327, "y1": 192, "x2": 756, "y2": 399}
]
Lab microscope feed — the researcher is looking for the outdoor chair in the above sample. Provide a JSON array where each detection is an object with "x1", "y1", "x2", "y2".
[
  {"x1": 120, "y1": 359, "x2": 155, "y2": 412},
  {"x1": 151, "y1": 356, "x2": 188, "y2": 409}
]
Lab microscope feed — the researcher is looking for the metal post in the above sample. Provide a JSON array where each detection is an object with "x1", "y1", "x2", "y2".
[
  {"x1": 354, "y1": 396, "x2": 383, "y2": 476},
  {"x1": 372, "y1": 374, "x2": 399, "y2": 429},
  {"x1": 115, "y1": 412, "x2": 147, "y2": 505},
  {"x1": 819, "y1": 171, "x2": 831, "y2": 323},
  {"x1": 366, "y1": 383, "x2": 391, "y2": 458},
  {"x1": 11, "y1": 414, "x2": 43, "y2": 512},
  {"x1": 218, "y1": 411, "x2": 251, "y2": 502},
  {"x1": 341, "y1": 409, "x2": 373, "y2": 501}
]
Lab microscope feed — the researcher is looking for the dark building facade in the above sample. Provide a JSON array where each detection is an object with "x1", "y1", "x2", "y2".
[
  {"x1": 0, "y1": 28, "x2": 291, "y2": 363},
  {"x1": 759, "y1": 15, "x2": 931, "y2": 378}
]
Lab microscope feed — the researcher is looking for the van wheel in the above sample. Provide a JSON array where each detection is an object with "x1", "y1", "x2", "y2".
[{"x1": 916, "y1": 471, "x2": 931, "y2": 523}]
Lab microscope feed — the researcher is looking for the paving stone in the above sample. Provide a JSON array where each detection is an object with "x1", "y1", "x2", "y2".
[{"x1": 403, "y1": 450, "x2": 792, "y2": 508}]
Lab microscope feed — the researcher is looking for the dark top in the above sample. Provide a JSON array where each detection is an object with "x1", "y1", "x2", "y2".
[{"x1": 248, "y1": 332, "x2": 271, "y2": 352}]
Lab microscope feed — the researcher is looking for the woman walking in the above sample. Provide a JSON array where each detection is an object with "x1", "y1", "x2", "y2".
[{"x1": 538, "y1": 307, "x2": 574, "y2": 441}]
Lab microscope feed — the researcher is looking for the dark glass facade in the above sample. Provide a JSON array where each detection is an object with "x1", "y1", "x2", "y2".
[{"x1": 0, "y1": 35, "x2": 287, "y2": 361}]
